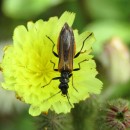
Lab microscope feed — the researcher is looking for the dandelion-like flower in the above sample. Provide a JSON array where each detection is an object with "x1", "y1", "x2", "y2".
[{"x1": 0, "y1": 11, "x2": 102, "y2": 116}]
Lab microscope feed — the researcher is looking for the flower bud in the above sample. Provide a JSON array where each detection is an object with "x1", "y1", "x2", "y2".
[
  {"x1": 98, "y1": 99, "x2": 130, "y2": 130},
  {"x1": 101, "y1": 37, "x2": 130, "y2": 84}
]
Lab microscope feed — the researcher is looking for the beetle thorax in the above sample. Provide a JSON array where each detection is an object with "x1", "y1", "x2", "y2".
[
  {"x1": 60, "y1": 71, "x2": 69, "y2": 83},
  {"x1": 59, "y1": 71, "x2": 70, "y2": 95}
]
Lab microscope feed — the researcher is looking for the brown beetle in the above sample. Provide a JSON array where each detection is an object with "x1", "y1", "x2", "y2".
[{"x1": 44, "y1": 23, "x2": 92, "y2": 104}]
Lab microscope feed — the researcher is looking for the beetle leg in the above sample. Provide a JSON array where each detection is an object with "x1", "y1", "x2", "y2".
[
  {"x1": 46, "y1": 35, "x2": 59, "y2": 57},
  {"x1": 73, "y1": 59, "x2": 87, "y2": 71},
  {"x1": 50, "y1": 60, "x2": 58, "y2": 71},
  {"x1": 74, "y1": 33, "x2": 92, "y2": 58},
  {"x1": 42, "y1": 77, "x2": 60, "y2": 88}
]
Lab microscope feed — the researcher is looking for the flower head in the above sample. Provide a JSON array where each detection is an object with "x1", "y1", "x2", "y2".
[
  {"x1": 99, "y1": 99, "x2": 130, "y2": 130},
  {"x1": 36, "y1": 110, "x2": 72, "y2": 130},
  {"x1": 1, "y1": 11, "x2": 102, "y2": 116}
]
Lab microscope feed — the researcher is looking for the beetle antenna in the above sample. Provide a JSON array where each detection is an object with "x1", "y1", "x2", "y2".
[
  {"x1": 43, "y1": 91, "x2": 61, "y2": 103},
  {"x1": 66, "y1": 94, "x2": 73, "y2": 107}
]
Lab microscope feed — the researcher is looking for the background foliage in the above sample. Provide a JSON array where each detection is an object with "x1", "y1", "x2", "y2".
[{"x1": 0, "y1": 0, "x2": 130, "y2": 130}]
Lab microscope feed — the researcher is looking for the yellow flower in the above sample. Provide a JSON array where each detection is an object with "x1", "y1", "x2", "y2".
[{"x1": 1, "y1": 11, "x2": 102, "y2": 116}]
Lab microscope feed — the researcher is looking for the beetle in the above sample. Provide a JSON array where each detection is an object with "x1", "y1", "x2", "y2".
[{"x1": 43, "y1": 23, "x2": 92, "y2": 105}]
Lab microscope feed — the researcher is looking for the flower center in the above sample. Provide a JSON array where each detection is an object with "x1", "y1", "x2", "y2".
[{"x1": 116, "y1": 112, "x2": 124, "y2": 121}]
